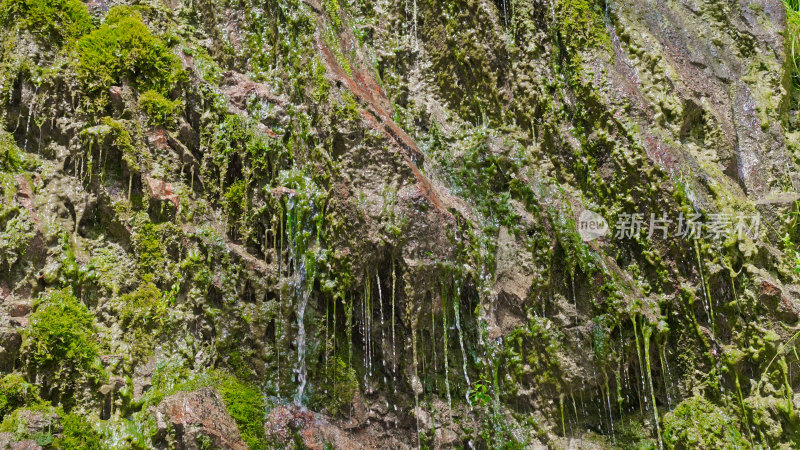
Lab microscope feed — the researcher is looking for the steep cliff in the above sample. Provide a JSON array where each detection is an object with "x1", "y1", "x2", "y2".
[{"x1": 1, "y1": 0, "x2": 800, "y2": 448}]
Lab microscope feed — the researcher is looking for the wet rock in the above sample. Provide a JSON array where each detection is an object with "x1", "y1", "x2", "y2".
[
  {"x1": 0, "y1": 325, "x2": 22, "y2": 372},
  {"x1": 145, "y1": 177, "x2": 180, "y2": 210},
  {"x1": 12, "y1": 410, "x2": 61, "y2": 436},
  {"x1": 411, "y1": 406, "x2": 432, "y2": 430},
  {"x1": 153, "y1": 388, "x2": 247, "y2": 450},
  {"x1": 434, "y1": 427, "x2": 459, "y2": 448},
  {"x1": 264, "y1": 405, "x2": 391, "y2": 449},
  {"x1": 9, "y1": 440, "x2": 41, "y2": 450},
  {"x1": 6, "y1": 302, "x2": 30, "y2": 318},
  {"x1": 0, "y1": 433, "x2": 12, "y2": 449}
]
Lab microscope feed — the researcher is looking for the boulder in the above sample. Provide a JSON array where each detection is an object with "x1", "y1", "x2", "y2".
[{"x1": 153, "y1": 388, "x2": 247, "y2": 450}]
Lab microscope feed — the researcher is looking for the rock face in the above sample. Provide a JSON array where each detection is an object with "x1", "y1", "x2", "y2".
[
  {"x1": 0, "y1": 0, "x2": 800, "y2": 447},
  {"x1": 153, "y1": 388, "x2": 247, "y2": 450}
]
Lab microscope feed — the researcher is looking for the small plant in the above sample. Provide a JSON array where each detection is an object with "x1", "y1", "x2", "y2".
[
  {"x1": 0, "y1": 205, "x2": 35, "y2": 269},
  {"x1": 784, "y1": 0, "x2": 800, "y2": 89},
  {"x1": 119, "y1": 282, "x2": 167, "y2": 330},
  {"x1": 781, "y1": 234, "x2": 800, "y2": 274},
  {"x1": 662, "y1": 396, "x2": 749, "y2": 448},
  {"x1": 470, "y1": 374, "x2": 492, "y2": 408},
  {"x1": 0, "y1": 132, "x2": 22, "y2": 172}
]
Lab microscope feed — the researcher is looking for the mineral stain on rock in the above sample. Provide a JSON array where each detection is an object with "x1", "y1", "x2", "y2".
[{"x1": 0, "y1": 0, "x2": 800, "y2": 447}]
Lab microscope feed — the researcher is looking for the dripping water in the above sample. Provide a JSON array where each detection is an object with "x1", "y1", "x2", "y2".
[{"x1": 454, "y1": 286, "x2": 472, "y2": 408}]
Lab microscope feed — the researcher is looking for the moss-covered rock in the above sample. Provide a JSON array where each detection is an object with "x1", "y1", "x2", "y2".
[{"x1": 662, "y1": 396, "x2": 749, "y2": 449}]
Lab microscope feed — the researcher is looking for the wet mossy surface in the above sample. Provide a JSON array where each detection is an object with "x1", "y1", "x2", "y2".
[{"x1": 0, "y1": 0, "x2": 799, "y2": 447}]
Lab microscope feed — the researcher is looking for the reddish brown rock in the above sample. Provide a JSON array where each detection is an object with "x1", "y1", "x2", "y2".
[
  {"x1": 6, "y1": 302, "x2": 31, "y2": 318},
  {"x1": 153, "y1": 388, "x2": 247, "y2": 450},
  {"x1": 145, "y1": 177, "x2": 180, "y2": 209}
]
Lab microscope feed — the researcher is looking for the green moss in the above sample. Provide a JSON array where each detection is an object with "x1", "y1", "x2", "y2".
[
  {"x1": 0, "y1": 0, "x2": 93, "y2": 45},
  {"x1": 134, "y1": 363, "x2": 267, "y2": 449},
  {"x1": 54, "y1": 412, "x2": 103, "y2": 449},
  {"x1": 132, "y1": 221, "x2": 167, "y2": 280},
  {"x1": 101, "y1": 117, "x2": 143, "y2": 173},
  {"x1": 223, "y1": 179, "x2": 247, "y2": 224},
  {"x1": 86, "y1": 244, "x2": 132, "y2": 297},
  {"x1": 138, "y1": 90, "x2": 182, "y2": 128},
  {"x1": 0, "y1": 405, "x2": 59, "y2": 444},
  {"x1": 556, "y1": 0, "x2": 609, "y2": 51},
  {"x1": 0, "y1": 406, "x2": 101, "y2": 449},
  {"x1": 0, "y1": 374, "x2": 41, "y2": 420},
  {"x1": 501, "y1": 316, "x2": 564, "y2": 398},
  {"x1": 22, "y1": 289, "x2": 105, "y2": 406},
  {"x1": 662, "y1": 396, "x2": 749, "y2": 449},
  {"x1": 323, "y1": 0, "x2": 342, "y2": 29},
  {"x1": 0, "y1": 132, "x2": 23, "y2": 172},
  {"x1": 120, "y1": 282, "x2": 166, "y2": 330},
  {"x1": 309, "y1": 355, "x2": 358, "y2": 416},
  {"x1": 216, "y1": 376, "x2": 266, "y2": 449},
  {"x1": 75, "y1": 8, "x2": 184, "y2": 96}
]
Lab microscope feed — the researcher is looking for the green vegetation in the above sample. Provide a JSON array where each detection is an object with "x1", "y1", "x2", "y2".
[
  {"x1": 0, "y1": 204, "x2": 35, "y2": 269},
  {"x1": 136, "y1": 363, "x2": 268, "y2": 449},
  {"x1": 120, "y1": 282, "x2": 167, "y2": 330},
  {"x1": 216, "y1": 376, "x2": 266, "y2": 449},
  {"x1": 309, "y1": 356, "x2": 358, "y2": 415},
  {"x1": 0, "y1": 405, "x2": 60, "y2": 446},
  {"x1": 784, "y1": 0, "x2": 800, "y2": 89},
  {"x1": 118, "y1": 282, "x2": 168, "y2": 365},
  {"x1": 662, "y1": 397, "x2": 749, "y2": 449},
  {"x1": 138, "y1": 90, "x2": 182, "y2": 127},
  {"x1": 0, "y1": 132, "x2": 23, "y2": 172},
  {"x1": 55, "y1": 412, "x2": 103, "y2": 449},
  {"x1": 0, "y1": 406, "x2": 102, "y2": 449},
  {"x1": 0, "y1": 0, "x2": 93, "y2": 44},
  {"x1": 132, "y1": 220, "x2": 167, "y2": 280},
  {"x1": 22, "y1": 289, "x2": 104, "y2": 406},
  {"x1": 555, "y1": 0, "x2": 610, "y2": 52},
  {"x1": 75, "y1": 8, "x2": 183, "y2": 95},
  {"x1": 0, "y1": 374, "x2": 40, "y2": 420}
]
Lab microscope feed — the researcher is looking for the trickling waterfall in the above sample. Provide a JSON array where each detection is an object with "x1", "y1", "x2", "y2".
[
  {"x1": 294, "y1": 289, "x2": 310, "y2": 405},
  {"x1": 454, "y1": 286, "x2": 472, "y2": 408},
  {"x1": 22, "y1": 86, "x2": 38, "y2": 152},
  {"x1": 442, "y1": 292, "x2": 453, "y2": 420},
  {"x1": 377, "y1": 274, "x2": 387, "y2": 384},
  {"x1": 391, "y1": 260, "x2": 397, "y2": 393}
]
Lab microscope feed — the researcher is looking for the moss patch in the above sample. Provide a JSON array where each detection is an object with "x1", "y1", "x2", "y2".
[
  {"x1": 75, "y1": 8, "x2": 183, "y2": 96},
  {"x1": 22, "y1": 289, "x2": 105, "y2": 407},
  {"x1": 662, "y1": 396, "x2": 749, "y2": 449}
]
